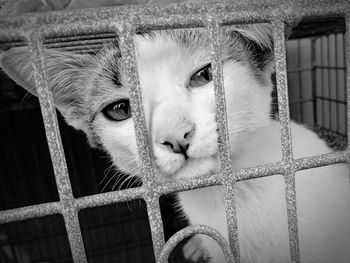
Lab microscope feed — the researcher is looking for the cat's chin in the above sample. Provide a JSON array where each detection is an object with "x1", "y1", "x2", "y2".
[{"x1": 154, "y1": 156, "x2": 219, "y2": 184}]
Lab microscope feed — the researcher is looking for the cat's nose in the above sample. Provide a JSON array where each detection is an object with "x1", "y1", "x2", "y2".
[{"x1": 160, "y1": 125, "x2": 194, "y2": 157}]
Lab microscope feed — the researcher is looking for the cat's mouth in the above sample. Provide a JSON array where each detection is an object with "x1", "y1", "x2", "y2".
[{"x1": 154, "y1": 155, "x2": 219, "y2": 183}]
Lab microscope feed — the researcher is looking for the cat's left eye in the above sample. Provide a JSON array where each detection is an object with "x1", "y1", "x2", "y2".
[
  {"x1": 189, "y1": 64, "x2": 212, "y2": 87},
  {"x1": 102, "y1": 99, "x2": 131, "y2": 121}
]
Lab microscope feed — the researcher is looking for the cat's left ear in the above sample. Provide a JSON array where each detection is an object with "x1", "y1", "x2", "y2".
[{"x1": 0, "y1": 47, "x2": 96, "y2": 144}]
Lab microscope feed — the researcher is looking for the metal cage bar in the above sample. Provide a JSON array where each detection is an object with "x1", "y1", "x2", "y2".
[
  {"x1": 0, "y1": 1, "x2": 349, "y2": 263},
  {"x1": 346, "y1": 16, "x2": 350, "y2": 146},
  {"x1": 273, "y1": 20, "x2": 300, "y2": 263},
  {"x1": 207, "y1": 17, "x2": 239, "y2": 262},
  {"x1": 0, "y1": 1, "x2": 348, "y2": 42},
  {"x1": 118, "y1": 28, "x2": 166, "y2": 261},
  {"x1": 26, "y1": 33, "x2": 87, "y2": 263}
]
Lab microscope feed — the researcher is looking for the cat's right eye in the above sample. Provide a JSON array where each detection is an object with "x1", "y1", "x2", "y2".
[
  {"x1": 102, "y1": 99, "x2": 131, "y2": 121},
  {"x1": 189, "y1": 64, "x2": 212, "y2": 88}
]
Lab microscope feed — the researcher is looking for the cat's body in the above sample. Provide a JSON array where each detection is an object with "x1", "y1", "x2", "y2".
[
  {"x1": 1, "y1": 25, "x2": 349, "y2": 262},
  {"x1": 180, "y1": 121, "x2": 350, "y2": 262}
]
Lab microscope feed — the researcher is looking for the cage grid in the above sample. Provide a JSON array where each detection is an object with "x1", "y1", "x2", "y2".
[
  {"x1": 0, "y1": 0, "x2": 349, "y2": 263},
  {"x1": 285, "y1": 32, "x2": 348, "y2": 151}
]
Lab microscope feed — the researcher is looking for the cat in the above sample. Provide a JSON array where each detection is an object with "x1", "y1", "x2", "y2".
[{"x1": 1, "y1": 24, "x2": 350, "y2": 263}]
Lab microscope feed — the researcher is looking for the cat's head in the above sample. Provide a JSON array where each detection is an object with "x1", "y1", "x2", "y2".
[{"x1": 0, "y1": 24, "x2": 274, "y2": 183}]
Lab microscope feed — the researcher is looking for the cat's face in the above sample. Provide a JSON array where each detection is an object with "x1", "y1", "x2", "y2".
[{"x1": 0, "y1": 25, "x2": 274, "y2": 184}]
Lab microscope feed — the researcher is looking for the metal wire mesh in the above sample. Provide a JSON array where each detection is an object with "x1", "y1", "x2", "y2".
[
  {"x1": 0, "y1": 0, "x2": 349, "y2": 263},
  {"x1": 286, "y1": 32, "x2": 348, "y2": 150}
]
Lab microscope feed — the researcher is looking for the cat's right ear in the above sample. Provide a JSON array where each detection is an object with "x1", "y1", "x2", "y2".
[
  {"x1": 229, "y1": 24, "x2": 274, "y2": 71},
  {"x1": 0, "y1": 47, "x2": 94, "y2": 132}
]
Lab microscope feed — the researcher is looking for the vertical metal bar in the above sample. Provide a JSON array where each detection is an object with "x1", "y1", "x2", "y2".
[
  {"x1": 62, "y1": 210, "x2": 87, "y2": 262},
  {"x1": 297, "y1": 40, "x2": 303, "y2": 122},
  {"x1": 343, "y1": 33, "x2": 347, "y2": 138},
  {"x1": 144, "y1": 193, "x2": 165, "y2": 262},
  {"x1": 118, "y1": 29, "x2": 165, "y2": 261},
  {"x1": 273, "y1": 22, "x2": 294, "y2": 162},
  {"x1": 272, "y1": 21, "x2": 300, "y2": 263},
  {"x1": 327, "y1": 35, "x2": 332, "y2": 131},
  {"x1": 346, "y1": 17, "x2": 350, "y2": 148},
  {"x1": 26, "y1": 32, "x2": 87, "y2": 263},
  {"x1": 207, "y1": 18, "x2": 239, "y2": 262},
  {"x1": 26, "y1": 33, "x2": 73, "y2": 204},
  {"x1": 118, "y1": 31, "x2": 154, "y2": 186},
  {"x1": 311, "y1": 38, "x2": 318, "y2": 127},
  {"x1": 321, "y1": 37, "x2": 326, "y2": 129},
  {"x1": 335, "y1": 35, "x2": 340, "y2": 134}
]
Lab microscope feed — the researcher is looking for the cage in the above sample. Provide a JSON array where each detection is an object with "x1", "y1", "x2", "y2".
[
  {"x1": 286, "y1": 18, "x2": 347, "y2": 150},
  {"x1": 0, "y1": 1, "x2": 349, "y2": 263}
]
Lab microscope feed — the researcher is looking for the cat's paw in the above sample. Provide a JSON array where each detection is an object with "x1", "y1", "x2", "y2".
[{"x1": 183, "y1": 235, "x2": 208, "y2": 262}]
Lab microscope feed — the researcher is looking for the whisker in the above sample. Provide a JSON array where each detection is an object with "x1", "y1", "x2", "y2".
[
  {"x1": 98, "y1": 162, "x2": 115, "y2": 187},
  {"x1": 100, "y1": 172, "x2": 118, "y2": 193}
]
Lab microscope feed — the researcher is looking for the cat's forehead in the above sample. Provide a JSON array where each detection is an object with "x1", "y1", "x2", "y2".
[
  {"x1": 87, "y1": 28, "x2": 247, "y2": 114},
  {"x1": 134, "y1": 31, "x2": 213, "y2": 85},
  {"x1": 91, "y1": 29, "x2": 214, "y2": 89},
  {"x1": 135, "y1": 29, "x2": 246, "y2": 65},
  {"x1": 97, "y1": 28, "x2": 245, "y2": 72},
  {"x1": 135, "y1": 29, "x2": 211, "y2": 57}
]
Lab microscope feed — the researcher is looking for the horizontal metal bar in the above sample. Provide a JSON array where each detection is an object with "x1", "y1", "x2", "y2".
[
  {"x1": 288, "y1": 65, "x2": 347, "y2": 73},
  {"x1": 43, "y1": 32, "x2": 116, "y2": 44},
  {"x1": 52, "y1": 44, "x2": 107, "y2": 53},
  {"x1": 75, "y1": 187, "x2": 146, "y2": 210},
  {"x1": 290, "y1": 98, "x2": 314, "y2": 104},
  {"x1": 294, "y1": 151, "x2": 349, "y2": 170},
  {"x1": 0, "y1": 188, "x2": 145, "y2": 224},
  {"x1": 0, "y1": 0, "x2": 348, "y2": 42},
  {"x1": 314, "y1": 65, "x2": 347, "y2": 70},
  {"x1": 1, "y1": 150, "x2": 348, "y2": 225},
  {"x1": 0, "y1": 202, "x2": 61, "y2": 223},
  {"x1": 315, "y1": 96, "x2": 346, "y2": 104},
  {"x1": 0, "y1": 32, "x2": 116, "y2": 49}
]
